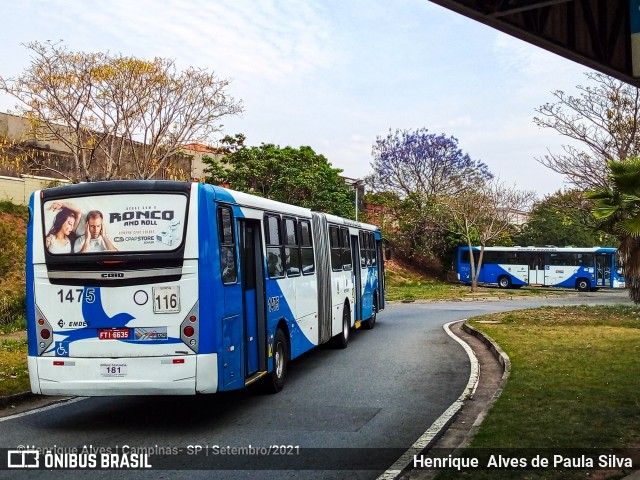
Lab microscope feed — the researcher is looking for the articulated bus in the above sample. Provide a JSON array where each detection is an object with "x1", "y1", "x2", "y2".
[
  {"x1": 26, "y1": 181, "x2": 385, "y2": 396},
  {"x1": 457, "y1": 246, "x2": 625, "y2": 291}
]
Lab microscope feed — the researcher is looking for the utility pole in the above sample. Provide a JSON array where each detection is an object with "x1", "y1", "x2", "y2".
[{"x1": 353, "y1": 179, "x2": 364, "y2": 222}]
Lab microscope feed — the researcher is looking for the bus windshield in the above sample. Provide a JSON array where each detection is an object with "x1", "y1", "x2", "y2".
[{"x1": 42, "y1": 193, "x2": 188, "y2": 255}]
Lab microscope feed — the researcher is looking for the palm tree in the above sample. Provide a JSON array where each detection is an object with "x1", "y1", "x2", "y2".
[{"x1": 587, "y1": 159, "x2": 640, "y2": 303}]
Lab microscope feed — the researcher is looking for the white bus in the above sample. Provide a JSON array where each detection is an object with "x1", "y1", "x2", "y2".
[
  {"x1": 27, "y1": 181, "x2": 385, "y2": 396},
  {"x1": 457, "y1": 246, "x2": 625, "y2": 291}
]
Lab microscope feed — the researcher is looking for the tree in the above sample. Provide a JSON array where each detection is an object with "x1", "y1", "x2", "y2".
[
  {"x1": 365, "y1": 128, "x2": 493, "y2": 273},
  {"x1": 515, "y1": 189, "x2": 615, "y2": 247},
  {"x1": 446, "y1": 178, "x2": 536, "y2": 292},
  {"x1": 367, "y1": 128, "x2": 492, "y2": 197},
  {"x1": 0, "y1": 41, "x2": 243, "y2": 182},
  {"x1": 534, "y1": 72, "x2": 640, "y2": 191},
  {"x1": 203, "y1": 139, "x2": 355, "y2": 218},
  {"x1": 587, "y1": 159, "x2": 640, "y2": 303}
]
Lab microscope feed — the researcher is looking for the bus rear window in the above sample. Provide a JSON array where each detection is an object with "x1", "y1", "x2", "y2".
[{"x1": 42, "y1": 194, "x2": 188, "y2": 255}]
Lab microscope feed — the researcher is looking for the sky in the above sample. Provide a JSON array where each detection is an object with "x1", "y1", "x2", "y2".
[{"x1": 0, "y1": 0, "x2": 594, "y2": 197}]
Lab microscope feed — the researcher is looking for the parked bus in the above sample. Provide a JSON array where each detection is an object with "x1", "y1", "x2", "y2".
[
  {"x1": 457, "y1": 246, "x2": 625, "y2": 291},
  {"x1": 26, "y1": 181, "x2": 385, "y2": 396}
]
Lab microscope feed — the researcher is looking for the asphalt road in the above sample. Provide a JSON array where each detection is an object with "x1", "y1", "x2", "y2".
[{"x1": 0, "y1": 290, "x2": 631, "y2": 479}]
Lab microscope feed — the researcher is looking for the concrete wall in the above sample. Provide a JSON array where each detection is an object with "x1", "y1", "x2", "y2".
[
  {"x1": 0, "y1": 112, "x2": 71, "y2": 153},
  {"x1": 0, "y1": 175, "x2": 70, "y2": 205},
  {"x1": 1, "y1": 112, "x2": 198, "y2": 181}
]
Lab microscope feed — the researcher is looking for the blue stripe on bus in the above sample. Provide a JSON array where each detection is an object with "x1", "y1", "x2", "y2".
[
  {"x1": 264, "y1": 280, "x2": 315, "y2": 360},
  {"x1": 550, "y1": 267, "x2": 592, "y2": 288},
  {"x1": 361, "y1": 267, "x2": 378, "y2": 320},
  {"x1": 26, "y1": 193, "x2": 37, "y2": 356},
  {"x1": 196, "y1": 185, "x2": 222, "y2": 356}
]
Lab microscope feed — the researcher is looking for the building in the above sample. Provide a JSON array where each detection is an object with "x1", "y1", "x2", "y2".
[{"x1": 0, "y1": 112, "x2": 220, "y2": 204}]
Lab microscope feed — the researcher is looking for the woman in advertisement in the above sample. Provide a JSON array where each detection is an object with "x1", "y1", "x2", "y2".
[{"x1": 44, "y1": 202, "x2": 82, "y2": 253}]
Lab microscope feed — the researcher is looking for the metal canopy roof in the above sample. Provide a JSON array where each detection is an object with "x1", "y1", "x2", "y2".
[{"x1": 429, "y1": 0, "x2": 639, "y2": 87}]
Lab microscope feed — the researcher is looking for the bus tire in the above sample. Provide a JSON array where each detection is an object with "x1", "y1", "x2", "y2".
[
  {"x1": 498, "y1": 276, "x2": 512, "y2": 289},
  {"x1": 332, "y1": 303, "x2": 350, "y2": 349},
  {"x1": 363, "y1": 294, "x2": 377, "y2": 330},
  {"x1": 576, "y1": 278, "x2": 590, "y2": 292},
  {"x1": 265, "y1": 328, "x2": 288, "y2": 393}
]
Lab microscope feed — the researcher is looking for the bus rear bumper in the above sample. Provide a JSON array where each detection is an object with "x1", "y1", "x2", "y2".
[{"x1": 28, "y1": 353, "x2": 218, "y2": 396}]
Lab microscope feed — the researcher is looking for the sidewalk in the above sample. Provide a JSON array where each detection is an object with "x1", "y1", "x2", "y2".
[{"x1": 398, "y1": 321, "x2": 508, "y2": 480}]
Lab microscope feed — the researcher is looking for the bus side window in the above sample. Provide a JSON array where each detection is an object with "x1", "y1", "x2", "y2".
[
  {"x1": 266, "y1": 214, "x2": 284, "y2": 278},
  {"x1": 217, "y1": 206, "x2": 237, "y2": 284},
  {"x1": 369, "y1": 232, "x2": 376, "y2": 266},
  {"x1": 366, "y1": 232, "x2": 373, "y2": 266},
  {"x1": 330, "y1": 226, "x2": 342, "y2": 271},
  {"x1": 284, "y1": 217, "x2": 301, "y2": 276},
  {"x1": 299, "y1": 219, "x2": 315, "y2": 275},
  {"x1": 341, "y1": 227, "x2": 352, "y2": 270},
  {"x1": 359, "y1": 231, "x2": 367, "y2": 269}
]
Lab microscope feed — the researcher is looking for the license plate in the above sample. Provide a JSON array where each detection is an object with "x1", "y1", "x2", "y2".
[
  {"x1": 100, "y1": 363, "x2": 127, "y2": 377},
  {"x1": 98, "y1": 328, "x2": 130, "y2": 340},
  {"x1": 153, "y1": 285, "x2": 180, "y2": 313}
]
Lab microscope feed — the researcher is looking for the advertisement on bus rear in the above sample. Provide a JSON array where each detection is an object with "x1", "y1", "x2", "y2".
[{"x1": 42, "y1": 194, "x2": 188, "y2": 254}]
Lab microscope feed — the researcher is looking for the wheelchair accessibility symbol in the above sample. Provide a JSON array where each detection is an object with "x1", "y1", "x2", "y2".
[{"x1": 55, "y1": 342, "x2": 69, "y2": 357}]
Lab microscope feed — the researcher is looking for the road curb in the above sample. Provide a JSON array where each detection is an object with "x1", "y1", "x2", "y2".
[
  {"x1": 0, "y1": 391, "x2": 32, "y2": 409},
  {"x1": 460, "y1": 322, "x2": 511, "y2": 441},
  {"x1": 461, "y1": 322, "x2": 511, "y2": 378}
]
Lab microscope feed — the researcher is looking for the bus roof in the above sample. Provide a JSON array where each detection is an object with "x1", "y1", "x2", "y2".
[
  {"x1": 460, "y1": 246, "x2": 617, "y2": 253},
  {"x1": 36, "y1": 180, "x2": 380, "y2": 232},
  {"x1": 208, "y1": 184, "x2": 312, "y2": 218}
]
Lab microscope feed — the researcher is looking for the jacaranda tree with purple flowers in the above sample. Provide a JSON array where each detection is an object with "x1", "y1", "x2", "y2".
[
  {"x1": 366, "y1": 128, "x2": 493, "y2": 274},
  {"x1": 367, "y1": 128, "x2": 492, "y2": 198}
]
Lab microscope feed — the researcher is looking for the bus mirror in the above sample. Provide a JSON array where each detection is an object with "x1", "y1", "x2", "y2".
[{"x1": 385, "y1": 247, "x2": 392, "y2": 260}]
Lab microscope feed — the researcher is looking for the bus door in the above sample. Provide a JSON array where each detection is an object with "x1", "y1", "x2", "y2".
[
  {"x1": 528, "y1": 254, "x2": 545, "y2": 284},
  {"x1": 351, "y1": 235, "x2": 362, "y2": 321},
  {"x1": 239, "y1": 219, "x2": 266, "y2": 378},
  {"x1": 376, "y1": 239, "x2": 385, "y2": 310},
  {"x1": 595, "y1": 254, "x2": 611, "y2": 287}
]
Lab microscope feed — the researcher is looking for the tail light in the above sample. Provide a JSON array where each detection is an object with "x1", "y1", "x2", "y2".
[
  {"x1": 183, "y1": 325, "x2": 194, "y2": 337},
  {"x1": 180, "y1": 302, "x2": 199, "y2": 353},
  {"x1": 35, "y1": 307, "x2": 54, "y2": 355}
]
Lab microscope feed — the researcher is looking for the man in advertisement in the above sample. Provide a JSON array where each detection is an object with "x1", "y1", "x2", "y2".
[{"x1": 75, "y1": 210, "x2": 118, "y2": 253}]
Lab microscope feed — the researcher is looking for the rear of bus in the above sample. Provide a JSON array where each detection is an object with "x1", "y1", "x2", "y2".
[{"x1": 26, "y1": 181, "x2": 210, "y2": 396}]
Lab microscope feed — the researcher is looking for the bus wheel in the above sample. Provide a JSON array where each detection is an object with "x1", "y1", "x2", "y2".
[
  {"x1": 332, "y1": 304, "x2": 350, "y2": 349},
  {"x1": 576, "y1": 278, "x2": 590, "y2": 292},
  {"x1": 363, "y1": 295, "x2": 377, "y2": 330},
  {"x1": 498, "y1": 276, "x2": 512, "y2": 289},
  {"x1": 265, "y1": 328, "x2": 288, "y2": 393}
]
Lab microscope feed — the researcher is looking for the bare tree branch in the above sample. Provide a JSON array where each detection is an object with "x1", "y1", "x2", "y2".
[
  {"x1": 0, "y1": 41, "x2": 243, "y2": 181},
  {"x1": 446, "y1": 178, "x2": 536, "y2": 291},
  {"x1": 534, "y1": 72, "x2": 640, "y2": 191}
]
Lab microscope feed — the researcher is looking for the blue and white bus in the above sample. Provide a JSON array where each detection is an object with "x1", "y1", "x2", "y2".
[
  {"x1": 26, "y1": 181, "x2": 385, "y2": 396},
  {"x1": 457, "y1": 246, "x2": 625, "y2": 291}
]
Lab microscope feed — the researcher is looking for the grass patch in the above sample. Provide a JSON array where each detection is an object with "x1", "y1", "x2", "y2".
[
  {"x1": 438, "y1": 305, "x2": 640, "y2": 479},
  {"x1": 385, "y1": 269, "x2": 470, "y2": 301},
  {"x1": 0, "y1": 201, "x2": 27, "y2": 302},
  {"x1": 0, "y1": 200, "x2": 28, "y2": 217},
  {"x1": 385, "y1": 267, "x2": 572, "y2": 302},
  {"x1": 0, "y1": 200, "x2": 28, "y2": 335},
  {"x1": 0, "y1": 339, "x2": 29, "y2": 396},
  {"x1": 0, "y1": 293, "x2": 26, "y2": 333}
]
